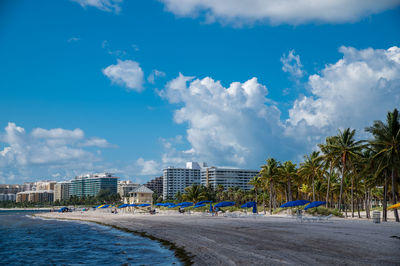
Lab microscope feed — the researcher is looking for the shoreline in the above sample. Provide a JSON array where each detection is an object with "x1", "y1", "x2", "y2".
[
  {"x1": 35, "y1": 211, "x2": 400, "y2": 265},
  {"x1": 32, "y1": 213, "x2": 194, "y2": 265}
]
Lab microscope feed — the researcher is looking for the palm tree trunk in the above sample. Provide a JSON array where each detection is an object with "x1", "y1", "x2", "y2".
[
  {"x1": 391, "y1": 167, "x2": 399, "y2": 222},
  {"x1": 326, "y1": 164, "x2": 332, "y2": 208},
  {"x1": 312, "y1": 175, "x2": 315, "y2": 202},
  {"x1": 263, "y1": 190, "x2": 266, "y2": 215},
  {"x1": 357, "y1": 197, "x2": 361, "y2": 218},
  {"x1": 288, "y1": 178, "x2": 292, "y2": 202},
  {"x1": 383, "y1": 173, "x2": 388, "y2": 222},
  {"x1": 365, "y1": 189, "x2": 370, "y2": 219},
  {"x1": 269, "y1": 183, "x2": 272, "y2": 215},
  {"x1": 338, "y1": 159, "x2": 346, "y2": 212},
  {"x1": 351, "y1": 175, "x2": 354, "y2": 218}
]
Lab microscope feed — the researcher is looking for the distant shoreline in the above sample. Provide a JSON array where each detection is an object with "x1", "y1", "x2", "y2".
[
  {"x1": 35, "y1": 211, "x2": 400, "y2": 265},
  {"x1": 0, "y1": 208, "x2": 52, "y2": 211}
]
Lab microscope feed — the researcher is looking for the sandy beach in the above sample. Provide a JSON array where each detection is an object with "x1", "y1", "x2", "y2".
[{"x1": 35, "y1": 211, "x2": 400, "y2": 265}]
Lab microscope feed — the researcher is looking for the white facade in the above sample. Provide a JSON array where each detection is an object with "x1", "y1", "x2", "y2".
[
  {"x1": 201, "y1": 167, "x2": 259, "y2": 191},
  {"x1": 118, "y1": 180, "x2": 140, "y2": 197},
  {"x1": 162, "y1": 162, "x2": 202, "y2": 199},
  {"x1": 54, "y1": 181, "x2": 71, "y2": 202}
]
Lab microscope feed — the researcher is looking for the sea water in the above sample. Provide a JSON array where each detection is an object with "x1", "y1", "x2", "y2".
[{"x1": 0, "y1": 210, "x2": 181, "y2": 265}]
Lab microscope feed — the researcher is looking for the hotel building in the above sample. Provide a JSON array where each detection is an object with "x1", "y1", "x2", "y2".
[
  {"x1": 53, "y1": 181, "x2": 72, "y2": 202},
  {"x1": 16, "y1": 190, "x2": 54, "y2": 203},
  {"x1": 144, "y1": 176, "x2": 163, "y2": 197},
  {"x1": 70, "y1": 173, "x2": 118, "y2": 197},
  {"x1": 162, "y1": 162, "x2": 202, "y2": 199},
  {"x1": 201, "y1": 167, "x2": 259, "y2": 191}
]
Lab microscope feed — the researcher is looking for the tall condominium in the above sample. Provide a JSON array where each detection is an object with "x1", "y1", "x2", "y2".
[
  {"x1": 70, "y1": 173, "x2": 118, "y2": 197},
  {"x1": 144, "y1": 176, "x2": 163, "y2": 197},
  {"x1": 201, "y1": 167, "x2": 259, "y2": 191},
  {"x1": 163, "y1": 162, "x2": 203, "y2": 199},
  {"x1": 54, "y1": 181, "x2": 72, "y2": 202},
  {"x1": 16, "y1": 190, "x2": 54, "y2": 203}
]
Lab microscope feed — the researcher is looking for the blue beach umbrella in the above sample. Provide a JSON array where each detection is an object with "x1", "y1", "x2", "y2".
[
  {"x1": 137, "y1": 203, "x2": 151, "y2": 207},
  {"x1": 197, "y1": 200, "x2": 212, "y2": 205},
  {"x1": 129, "y1": 204, "x2": 138, "y2": 207},
  {"x1": 304, "y1": 201, "x2": 326, "y2": 210},
  {"x1": 168, "y1": 204, "x2": 177, "y2": 208},
  {"x1": 118, "y1": 204, "x2": 128, "y2": 208},
  {"x1": 155, "y1": 203, "x2": 165, "y2": 206},
  {"x1": 280, "y1": 200, "x2": 310, "y2": 208},
  {"x1": 215, "y1": 201, "x2": 235, "y2": 208},
  {"x1": 100, "y1": 205, "x2": 110, "y2": 209},
  {"x1": 241, "y1": 201, "x2": 257, "y2": 213}
]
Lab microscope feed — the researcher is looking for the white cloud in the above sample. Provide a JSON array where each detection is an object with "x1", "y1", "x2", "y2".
[
  {"x1": 80, "y1": 137, "x2": 115, "y2": 148},
  {"x1": 136, "y1": 158, "x2": 161, "y2": 175},
  {"x1": 159, "y1": 74, "x2": 286, "y2": 166},
  {"x1": 0, "y1": 123, "x2": 115, "y2": 183},
  {"x1": 103, "y1": 59, "x2": 145, "y2": 92},
  {"x1": 72, "y1": 0, "x2": 123, "y2": 13},
  {"x1": 159, "y1": 0, "x2": 400, "y2": 25},
  {"x1": 159, "y1": 46, "x2": 400, "y2": 168},
  {"x1": 281, "y1": 50, "x2": 304, "y2": 78},
  {"x1": 286, "y1": 46, "x2": 400, "y2": 146},
  {"x1": 148, "y1": 69, "x2": 166, "y2": 84}
]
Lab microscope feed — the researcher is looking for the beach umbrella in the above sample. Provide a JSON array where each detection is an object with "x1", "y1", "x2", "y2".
[
  {"x1": 241, "y1": 201, "x2": 257, "y2": 214},
  {"x1": 129, "y1": 204, "x2": 138, "y2": 207},
  {"x1": 58, "y1": 207, "x2": 68, "y2": 212},
  {"x1": 94, "y1": 205, "x2": 102, "y2": 208},
  {"x1": 193, "y1": 204, "x2": 206, "y2": 209},
  {"x1": 304, "y1": 201, "x2": 326, "y2": 210},
  {"x1": 168, "y1": 204, "x2": 177, "y2": 208},
  {"x1": 97, "y1": 204, "x2": 104, "y2": 209},
  {"x1": 118, "y1": 204, "x2": 128, "y2": 208},
  {"x1": 197, "y1": 200, "x2": 212, "y2": 205},
  {"x1": 280, "y1": 200, "x2": 310, "y2": 208},
  {"x1": 155, "y1": 203, "x2": 165, "y2": 206},
  {"x1": 209, "y1": 202, "x2": 213, "y2": 212},
  {"x1": 215, "y1": 201, "x2": 235, "y2": 208},
  {"x1": 388, "y1": 203, "x2": 400, "y2": 209},
  {"x1": 137, "y1": 203, "x2": 150, "y2": 207},
  {"x1": 100, "y1": 205, "x2": 110, "y2": 209}
]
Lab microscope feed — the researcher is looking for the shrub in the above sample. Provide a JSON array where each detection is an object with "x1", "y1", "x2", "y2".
[{"x1": 305, "y1": 206, "x2": 343, "y2": 217}]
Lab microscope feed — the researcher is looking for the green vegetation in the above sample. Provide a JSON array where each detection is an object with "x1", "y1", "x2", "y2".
[{"x1": 169, "y1": 108, "x2": 400, "y2": 221}]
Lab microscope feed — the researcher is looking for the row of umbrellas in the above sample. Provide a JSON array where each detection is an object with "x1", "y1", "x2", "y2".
[
  {"x1": 279, "y1": 200, "x2": 326, "y2": 210},
  {"x1": 93, "y1": 203, "x2": 151, "y2": 209}
]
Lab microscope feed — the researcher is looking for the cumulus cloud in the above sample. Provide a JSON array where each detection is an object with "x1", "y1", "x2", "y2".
[
  {"x1": 103, "y1": 59, "x2": 145, "y2": 92},
  {"x1": 281, "y1": 50, "x2": 304, "y2": 78},
  {"x1": 80, "y1": 137, "x2": 115, "y2": 148},
  {"x1": 159, "y1": 73, "x2": 287, "y2": 166},
  {"x1": 159, "y1": 0, "x2": 400, "y2": 26},
  {"x1": 147, "y1": 69, "x2": 166, "y2": 84},
  {"x1": 158, "y1": 46, "x2": 400, "y2": 168},
  {"x1": 286, "y1": 46, "x2": 400, "y2": 147},
  {"x1": 71, "y1": 0, "x2": 123, "y2": 13},
  {"x1": 136, "y1": 158, "x2": 161, "y2": 175},
  {"x1": 0, "y1": 123, "x2": 114, "y2": 183}
]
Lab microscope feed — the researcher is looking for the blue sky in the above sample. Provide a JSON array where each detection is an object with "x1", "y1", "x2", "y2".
[{"x1": 1, "y1": 0, "x2": 400, "y2": 184}]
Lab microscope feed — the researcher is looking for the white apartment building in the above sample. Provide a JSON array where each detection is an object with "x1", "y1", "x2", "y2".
[
  {"x1": 54, "y1": 181, "x2": 71, "y2": 202},
  {"x1": 201, "y1": 167, "x2": 259, "y2": 191},
  {"x1": 162, "y1": 162, "x2": 203, "y2": 199},
  {"x1": 118, "y1": 180, "x2": 140, "y2": 197}
]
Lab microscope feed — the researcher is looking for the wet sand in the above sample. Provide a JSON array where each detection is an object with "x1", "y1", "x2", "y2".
[{"x1": 36, "y1": 211, "x2": 400, "y2": 265}]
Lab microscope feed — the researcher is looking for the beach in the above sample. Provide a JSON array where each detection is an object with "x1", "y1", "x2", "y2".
[{"x1": 35, "y1": 211, "x2": 400, "y2": 265}]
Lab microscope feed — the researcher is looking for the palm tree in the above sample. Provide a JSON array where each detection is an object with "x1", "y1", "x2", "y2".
[
  {"x1": 260, "y1": 158, "x2": 279, "y2": 214},
  {"x1": 366, "y1": 108, "x2": 400, "y2": 222},
  {"x1": 249, "y1": 175, "x2": 261, "y2": 211},
  {"x1": 326, "y1": 128, "x2": 365, "y2": 212},
  {"x1": 319, "y1": 136, "x2": 340, "y2": 207},
  {"x1": 298, "y1": 151, "x2": 322, "y2": 202},
  {"x1": 182, "y1": 184, "x2": 207, "y2": 203},
  {"x1": 278, "y1": 161, "x2": 297, "y2": 202}
]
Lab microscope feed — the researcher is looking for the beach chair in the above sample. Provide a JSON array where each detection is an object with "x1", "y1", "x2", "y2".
[{"x1": 319, "y1": 214, "x2": 333, "y2": 221}]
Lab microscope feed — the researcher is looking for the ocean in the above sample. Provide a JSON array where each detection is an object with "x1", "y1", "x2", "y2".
[{"x1": 0, "y1": 210, "x2": 181, "y2": 265}]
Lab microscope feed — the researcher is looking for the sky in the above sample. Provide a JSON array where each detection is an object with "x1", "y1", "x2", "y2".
[{"x1": 1, "y1": 0, "x2": 400, "y2": 184}]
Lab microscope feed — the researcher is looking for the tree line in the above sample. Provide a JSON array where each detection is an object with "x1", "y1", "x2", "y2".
[{"x1": 169, "y1": 109, "x2": 400, "y2": 222}]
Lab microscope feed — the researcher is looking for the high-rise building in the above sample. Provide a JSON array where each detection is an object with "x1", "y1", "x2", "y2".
[
  {"x1": 144, "y1": 176, "x2": 163, "y2": 197},
  {"x1": 117, "y1": 180, "x2": 139, "y2": 197},
  {"x1": 16, "y1": 190, "x2": 54, "y2": 203},
  {"x1": 54, "y1": 181, "x2": 71, "y2": 202},
  {"x1": 0, "y1": 184, "x2": 24, "y2": 195},
  {"x1": 163, "y1": 162, "x2": 202, "y2": 199},
  {"x1": 201, "y1": 167, "x2": 259, "y2": 191},
  {"x1": 70, "y1": 173, "x2": 118, "y2": 197},
  {"x1": 0, "y1": 194, "x2": 16, "y2": 201},
  {"x1": 35, "y1": 181, "x2": 57, "y2": 191}
]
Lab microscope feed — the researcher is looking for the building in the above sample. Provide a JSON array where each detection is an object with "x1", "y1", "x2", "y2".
[
  {"x1": 16, "y1": 190, "x2": 54, "y2": 203},
  {"x1": 126, "y1": 185, "x2": 154, "y2": 205},
  {"x1": 35, "y1": 181, "x2": 57, "y2": 191},
  {"x1": 0, "y1": 194, "x2": 16, "y2": 201},
  {"x1": 201, "y1": 167, "x2": 259, "y2": 191},
  {"x1": 163, "y1": 162, "x2": 203, "y2": 199},
  {"x1": 118, "y1": 180, "x2": 140, "y2": 197},
  {"x1": 54, "y1": 181, "x2": 71, "y2": 202},
  {"x1": 144, "y1": 176, "x2": 163, "y2": 197},
  {"x1": 0, "y1": 184, "x2": 24, "y2": 195},
  {"x1": 70, "y1": 173, "x2": 118, "y2": 197}
]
